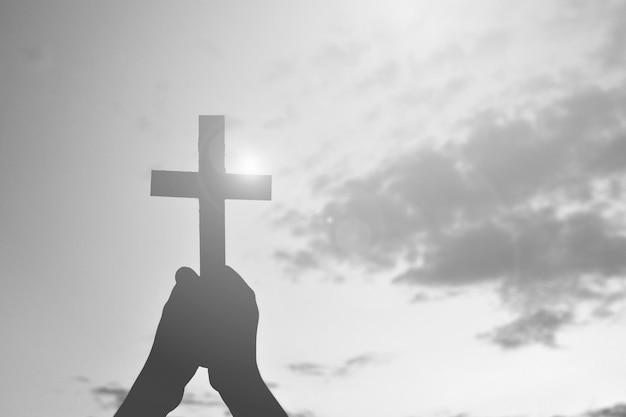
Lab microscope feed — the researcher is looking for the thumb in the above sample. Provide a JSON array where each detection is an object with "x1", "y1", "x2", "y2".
[{"x1": 175, "y1": 267, "x2": 200, "y2": 284}]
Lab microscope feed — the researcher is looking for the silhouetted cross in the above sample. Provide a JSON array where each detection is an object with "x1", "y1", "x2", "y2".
[{"x1": 151, "y1": 115, "x2": 272, "y2": 275}]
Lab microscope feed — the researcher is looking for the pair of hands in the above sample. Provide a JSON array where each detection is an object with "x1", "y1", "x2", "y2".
[{"x1": 115, "y1": 266, "x2": 287, "y2": 417}]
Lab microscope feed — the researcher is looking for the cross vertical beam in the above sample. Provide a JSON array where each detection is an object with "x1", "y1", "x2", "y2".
[
  {"x1": 198, "y1": 115, "x2": 225, "y2": 273},
  {"x1": 150, "y1": 115, "x2": 272, "y2": 277}
]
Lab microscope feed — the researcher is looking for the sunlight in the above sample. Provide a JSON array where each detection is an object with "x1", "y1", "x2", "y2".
[{"x1": 233, "y1": 153, "x2": 266, "y2": 175}]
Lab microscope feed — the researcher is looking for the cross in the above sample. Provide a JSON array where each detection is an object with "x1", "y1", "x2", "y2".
[{"x1": 150, "y1": 115, "x2": 272, "y2": 276}]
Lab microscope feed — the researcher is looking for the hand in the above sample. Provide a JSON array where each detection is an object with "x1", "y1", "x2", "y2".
[
  {"x1": 155, "y1": 266, "x2": 260, "y2": 386},
  {"x1": 116, "y1": 266, "x2": 287, "y2": 417}
]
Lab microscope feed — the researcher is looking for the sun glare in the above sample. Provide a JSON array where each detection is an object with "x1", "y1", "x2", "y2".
[{"x1": 234, "y1": 154, "x2": 265, "y2": 175}]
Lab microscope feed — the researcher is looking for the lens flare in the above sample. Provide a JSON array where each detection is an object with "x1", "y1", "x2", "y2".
[{"x1": 235, "y1": 154, "x2": 264, "y2": 175}]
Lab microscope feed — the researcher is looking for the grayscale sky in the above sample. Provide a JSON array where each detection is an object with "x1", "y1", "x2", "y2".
[{"x1": 1, "y1": 1, "x2": 626, "y2": 417}]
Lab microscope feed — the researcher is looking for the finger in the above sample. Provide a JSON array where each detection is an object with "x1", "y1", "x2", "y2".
[
  {"x1": 198, "y1": 265, "x2": 256, "y2": 302},
  {"x1": 223, "y1": 265, "x2": 255, "y2": 294},
  {"x1": 175, "y1": 266, "x2": 199, "y2": 284}
]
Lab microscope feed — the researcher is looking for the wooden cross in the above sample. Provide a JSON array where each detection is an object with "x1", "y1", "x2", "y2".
[{"x1": 150, "y1": 115, "x2": 272, "y2": 276}]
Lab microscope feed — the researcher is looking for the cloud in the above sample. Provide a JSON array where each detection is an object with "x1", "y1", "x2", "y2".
[
  {"x1": 179, "y1": 391, "x2": 223, "y2": 408},
  {"x1": 398, "y1": 209, "x2": 626, "y2": 288},
  {"x1": 480, "y1": 308, "x2": 574, "y2": 349},
  {"x1": 89, "y1": 382, "x2": 227, "y2": 414},
  {"x1": 280, "y1": 82, "x2": 626, "y2": 266},
  {"x1": 460, "y1": 86, "x2": 626, "y2": 202},
  {"x1": 597, "y1": 1, "x2": 626, "y2": 68},
  {"x1": 289, "y1": 411, "x2": 317, "y2": 417},
  {"x1": 287, "y1": 362, "x2": 328, "y2": 377},
  {"x1": 585, "y1": 403, "x2": 626, "y2": 417},
  {"x1": 395, "y1": 219, "x2": 515, "y2": 287},
  {"x1": 276, "y1": 76, "x2": 626, "y2": 347},
  {"x1": 91, "y1": 384, "x2": 129, "y2": 409},
  {"x1": 275, "y1": 249, "x2": 320, "y2": 271},
  {"x1": 425, "y1": 402, "x2": 626, "y2": 417},
  {"x1": 288, "y1": 353, "x2": 384, "y2": 378},
  {"x1": 74, "y1": 375, "x2": 91, "y2": 383},
  {"x1": 333, "y1": 353, "x2": 383, "y2": 376}
]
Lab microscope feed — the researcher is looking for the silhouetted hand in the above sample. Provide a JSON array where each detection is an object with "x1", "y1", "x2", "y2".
[{"x1": 115, "y1": 266, "x2": 287, "y2": 417}]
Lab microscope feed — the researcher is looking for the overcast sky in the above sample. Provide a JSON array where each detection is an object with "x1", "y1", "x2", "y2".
[{"x1": 1, "y1": 1, "x2": 626, "y2": 417}]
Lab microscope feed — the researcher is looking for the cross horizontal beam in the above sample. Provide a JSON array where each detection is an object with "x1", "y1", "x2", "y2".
[{"x1": 151, "y1": 171, "x2": 272, "y2": 200}]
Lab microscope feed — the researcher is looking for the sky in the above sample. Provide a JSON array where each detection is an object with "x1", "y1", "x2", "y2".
[{"x1": 1, "y1": 1, "x2": 626, "y2": 417}]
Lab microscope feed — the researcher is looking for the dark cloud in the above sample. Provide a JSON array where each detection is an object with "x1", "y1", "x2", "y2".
[
  {"x1": 287, "y1": 362, "x2": 328, "y2": 377},
  {"x1": 480, "y1": 308, "x2": 574, "y2": 349},
  {"x1": 460, "y1": 86, "x2": 626, "y2": 204},
  {"x1": 334, "y1": 353, "x2": 383, "y2": 376},
  {"x1": 585, "y1": 403, "x2": 626, "y2": 417},
  {"x1": 398, "y1": 209, "x2": 626, "y2": 288},
  {"x1": 277, "y1": 78, "x2": 626, "y2": 347},
  {"x1": 90, "y1": 382, "x2": 226, "y2": 413},
  {"x1": 279, "y1": 148, "x2": 495, "y2": 271},
  {"x1": 396, "y1": 220, "x2": 515, "y2": 287},
  {"x1": 598, "y1": 1, "x2": 626, "y2": 68},
  {"x1": 91, "y1": 384, "x2": 129, "y2": 409},
  {"x1": 280, "y1": 83, "x2": 626, "y2": 267},
  {"x1": 180, "y1": 391, "x2": 223, "y2": 408}
]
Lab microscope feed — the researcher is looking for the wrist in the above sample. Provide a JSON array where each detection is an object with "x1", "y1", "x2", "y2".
[
  {"x1": 210, "y1": 367, "x2": 288, "y2": 417},
  {"x1": 115, "y1": 364, "x2": 186, "y2": 417},
  {"x1": 208, "y1": 362, "x2": 263, "y2": 393},
  {"x1": 115, "y1": 348, "x2": 196, "y2": 417}
]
